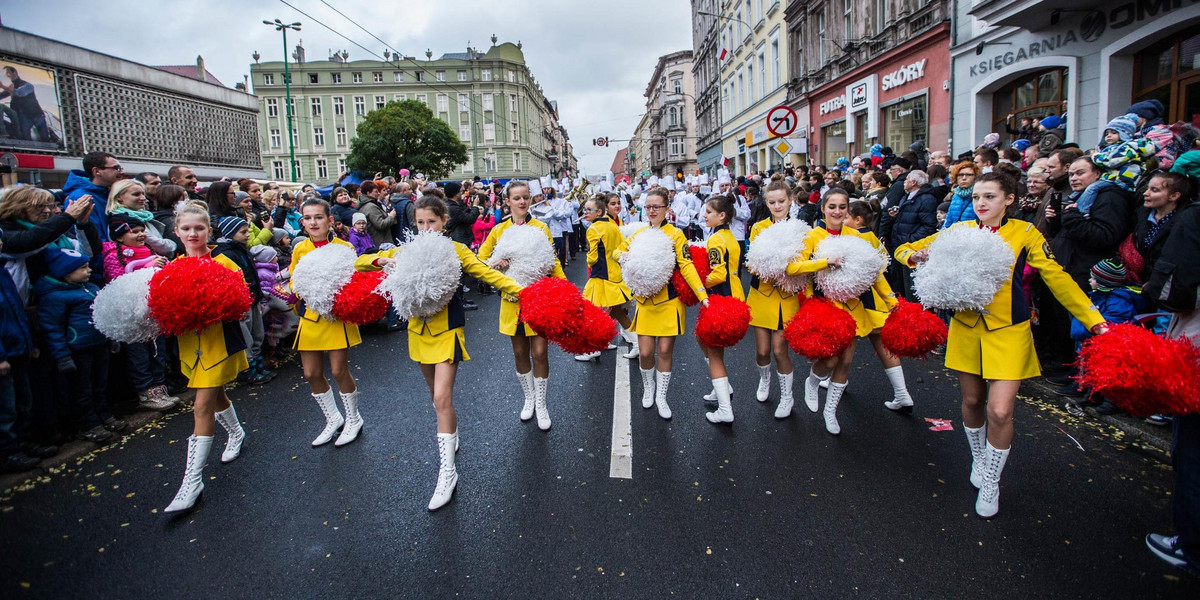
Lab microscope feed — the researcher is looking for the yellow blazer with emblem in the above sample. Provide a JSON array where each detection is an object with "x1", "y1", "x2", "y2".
[
  {"x1": 896, "y1": 219, "x2": 1104, "y2": 380},
  {"x1": 177, "y1": 252, "x2": 250, "y2": 388},
  {"x1": 583, "y1": 216, "x2": 632, "y2": 308},
  {"x1": 476, "y1": 216, "x2": 566, "y2": 337},
  {"x1": 289, "y1": 236, "x2": 362, "y2": 351},
  {"x1": 745, "y1": 218, "x2": 802, "y2": 330},
  {"x1": 705, "y1": 225, "x2": 744, "y2": 301},
  {"x1": 616, "y1": 222, "x2": 707, "y2": 337},
  {"x1": 787, "y1": 226, "x2": 897, "y2": 337},
  {"x1": 357, "y1": 240, "x2": 522, "y2": 364}
]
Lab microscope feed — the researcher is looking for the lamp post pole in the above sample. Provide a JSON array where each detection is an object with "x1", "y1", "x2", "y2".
[{"x1": 265, "y1": 19, "x2": 301, "y2": 182}]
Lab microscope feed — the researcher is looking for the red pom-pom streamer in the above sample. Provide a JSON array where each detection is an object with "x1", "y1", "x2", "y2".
[
  {"x1": 558, "y1": 302, "x2": 618, "y2": 355},
  {"x1": 1077, "y1": 324, "x2": 1200, "y2": 416},
  {"x1": 519, "y1": 277, "x2": 617, "y2": 354},
  {"x1": 782, "y1": 298, "x2": 856, "y2": 360},
  {"x1": 148, "y1": 256, "x2": 252, "y2": 336},
  {"x1": 673, "y1": 244, "x2": 712, "y2": 306},
  {"x1": 880, "y1": 300, "x2": 948, "y2": 358},
  {"x1": 695, "y1": 295, "x2": 752, "y2": 348},
  {"x1": 331, "y1": 271, "x2": 388, "y2": 325}
]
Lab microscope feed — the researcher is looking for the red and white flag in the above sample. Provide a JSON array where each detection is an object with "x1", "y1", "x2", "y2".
[{"x1": 718, "y1": 47, "x2": 728, "y2": 62}]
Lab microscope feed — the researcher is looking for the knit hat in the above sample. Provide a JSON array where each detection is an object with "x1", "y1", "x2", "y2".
[
  {"x1": 1126, "y1": 99, "x2": 1164, "y2": 121},
  {"x1": 217, "y1": 216, "x2": 249, "y2": 240},
  {"x1": 1091, "y1": 258, "x2": 1127, "y2": 290},
  {"x1": 1011, "y1": 139, "x2": 1032, "y2": 152},
  {"x1": 893, "y1": 157, "x2": 913, "y2": 170},
  {"x1": 42, "y1": 247, "x2": 89, "y2": 280},
  {"x1": 1103, "y1": 113, "x2": 1139, "y2": 143},
  {"x1": 1040, "y1": 115, "x2": 1062, "y2": 130},
  {"x1": 249, "y1": 244, "x2": 277, "y2": 263},
  {"x1": 352, "y1": 212, "x2": 367, "y2": 225},
  {"x1": 982, "y1": 133, "x2": 1000, "y2": 148},
  {"x1": 108, "y1": 213, "x2": 143, "y2": 240},
  {"x1": 444, "y1": 181, "x2": 462, "y2": 199}
]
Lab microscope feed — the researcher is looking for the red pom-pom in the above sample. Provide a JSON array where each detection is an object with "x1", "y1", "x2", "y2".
[
  {"x1": 557, "y1": 302, "x2": 618, "y2": 354},
  {"x1": 331, "y1": 271, "x2": 388, "y2": 325},
  {"x1": 673, "y1": 244, "x2": 712, "y2": 306},
  {"x1": 695, "y1": 295, "x2": 752, "y2": 348},
  {"x1": 1078, "y1": 324, "x2": 1200, "y2": 416},
  {"x1": 519, "y1": 277, "x2": 584, "y2": 340},
  {"x1": 148, "y1": 256, "x2": 252, "y2": 336},
  {"x1": 783, "y1": 298, "x2": 856, "y2": 360},
  {"x1": 880, "y1": 300, "x2": 948, "y2": 358}
]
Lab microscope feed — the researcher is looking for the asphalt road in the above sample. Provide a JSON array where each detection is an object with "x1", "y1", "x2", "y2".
[{"x1": 2, "y1": 258, "x2": 1197, "y2": 599}]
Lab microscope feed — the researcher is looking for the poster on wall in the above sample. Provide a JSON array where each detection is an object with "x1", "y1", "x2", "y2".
[{"x1": 0, "y1": 60, "x2": 65, "y2": 152}]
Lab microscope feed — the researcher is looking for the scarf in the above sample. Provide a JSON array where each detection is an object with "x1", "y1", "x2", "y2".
[
  {"x1": 111, "y1": 206, "x2": 155, "y2": 223},
  {"x1": 953, "y1": 187, "x2": 972, "y2": 199},
  {"x1": 17, "y1": 219, "x2": 74, "y2": 249},
  {"x1": 1018, "y1": 193, "x2": 1041, "y2": 213},
  {"x1": 1144, "y1": 209, "x2": 1177, "y2": 249}
]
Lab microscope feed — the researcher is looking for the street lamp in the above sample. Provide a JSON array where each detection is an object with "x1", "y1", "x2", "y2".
[
  {"x1": 263, "y1": 18, "x2": 301, "y2": 182},
  {"x1": 695, "y1": 10, "x2": 751, "y2": 28}
]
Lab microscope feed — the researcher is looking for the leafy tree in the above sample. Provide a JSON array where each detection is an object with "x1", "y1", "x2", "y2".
[{"x1": 346, "y1": 100, "x2": 469, "y2": 179}]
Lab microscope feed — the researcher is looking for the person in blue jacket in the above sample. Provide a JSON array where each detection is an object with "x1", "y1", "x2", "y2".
[
  {"x1": 1065, "y1": 258, "x2": 1149, "y2": 412},
  {"x1": 33, "y1": 247, "x2": 125, "y2": 444},
  {"x1": 62, "y1": 152, "x2": 122, "y2": 243},
  {"x1": 0, "y1": 229, "x2": 44, "y2": 473}
]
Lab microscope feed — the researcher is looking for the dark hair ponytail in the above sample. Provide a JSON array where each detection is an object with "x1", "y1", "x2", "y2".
[{"x1": 706, "y1": 194, "x2": 735, "y2": 225}]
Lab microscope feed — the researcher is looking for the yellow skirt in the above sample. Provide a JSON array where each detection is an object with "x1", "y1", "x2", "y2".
[
  {"x1": 583, "y1": 278, "x2": 631, "y2": 308},
  {"x1": 945, "y1": 318, "x2": 1040, "y2": 380},
  {"x1": 747, "y1": 287, "x2": 800, "y2": 331},
  {"x1": 499, "y1": 296, "x2": 537, "y2": 337},
  {"x1": 184, "y1": 350, "x2": 248, "y2": 388},
  {"x1": 409, "y1": 326, "x2": 470, "y2": 365},
  {"x1": 631, "y1": 297, "x2": 685, "y2": 337},
  {"x1": 294, "y1": 311, "x2": 362, "y2": 351},
  {"x1": 835, "y1": 300, "x2": 883, "y2": 338}
]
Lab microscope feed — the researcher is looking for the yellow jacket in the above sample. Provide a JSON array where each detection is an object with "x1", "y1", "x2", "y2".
[
  {"x1": 586, "y1": 216, "x2": 624, "y2": 284},
  {"x1": 616, "y1": 222, "x2": 708, "y2": 305},
  {"x1": 177, "y1": 252, "x2": 248, "y2": 371},
  {"x1": 477, "y1": 216, "x2": 567, "y2": 297},
  {"x1": 289, "y1": 236, "x2": 356, "y2": 323},
  {"x1": 747, "y1": 218, "x2": 800, "y2": 300},
  {"x1": 895, "y1": 219, "x2": 1104, "y2": 331},
  {"x1": 705, "y1": 225, "x2": 744, "y2": 300},
  {"x1": 788, "y1": 227, "x2": 896, "y2": 326}
]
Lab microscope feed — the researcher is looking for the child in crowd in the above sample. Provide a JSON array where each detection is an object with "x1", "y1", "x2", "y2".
[
  {"x1": 1081, "y1": 113, "x2": 1158, "y2": 215},
  {"x1": 214, "y1": 216, "x2": 273, "y2": 385},
  {"x1": 331, "y1": 218, "x2": 349, "y2": 241},
  {"x1": 1064, "y1": 258, "x2": 1149, "y2": 410},
  {"x1": 34, "y1": 248, "x2": 128, "y2": 443},
  {"x1": 348, "y1": 213, "x2": 374, "y2": 255}
]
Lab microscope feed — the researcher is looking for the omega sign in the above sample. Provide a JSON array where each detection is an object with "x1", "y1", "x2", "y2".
[{"x1": 881, "y1": 59, "x2": 927, "y2": 91}]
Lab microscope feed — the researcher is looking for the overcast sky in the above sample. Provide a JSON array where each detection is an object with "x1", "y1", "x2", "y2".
[{"x1": 2, "y1": 0, "x2": 692, "y2": 176}]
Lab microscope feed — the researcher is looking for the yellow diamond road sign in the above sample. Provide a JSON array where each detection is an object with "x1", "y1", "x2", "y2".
[{"x1": 774, "y1": 139, "x2": 792, "y2": 157}]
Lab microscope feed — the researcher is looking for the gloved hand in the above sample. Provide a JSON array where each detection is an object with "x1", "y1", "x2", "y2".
[{"x1": 57, "y1": 356, "x2": 77, "y2": 374}]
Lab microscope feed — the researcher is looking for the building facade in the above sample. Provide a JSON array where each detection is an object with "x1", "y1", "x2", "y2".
[
  {"x1": 643, "y1": 50, "x2": 698, "y2": 180},
  {"x1": 952, "y1": 0, "x2": 1200, "y2": 155},
  {"x1": 250, "y1": 40, "x2": 571, "y2": 183},
  {"x1": 718, "y1": 0, "x2": 791, "y2": 175},
  {"x1": 629, "y1": 112, "x2": 653, "y2": 178},
  {"x1": 691, "y1": 0, "x2": 724, "y2": 175},
  {"x1": 0, "y1": 26, "x2": 262, "y2": 187}
]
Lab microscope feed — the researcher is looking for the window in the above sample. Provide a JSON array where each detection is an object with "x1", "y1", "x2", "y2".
[
  {"x1": 512, "y1": 151, "x2": 521, "y2": 171},
  {"x1": 673, "y1": 79, "x2": 682, "y2": 95},
  {"x1": 508, "y1": 70, "x2": 516, "y2": 83},
  {"x1": 758, "y1": 50, "x2": 766, "y2": 99},
  {"x1": 308, "y1": 73, "x2": 319, "y2": 84},
  {"x1": 287, "y1": 98, "x2": 295, "y2": 117},
  {"x1": 483, "y1": 93, "x2": 494, "y2": 111},
  {"x1": 484, "y1": 151, "x2": 498, "y2": 172},
  {"x1": 337, "y1": 157, "x2": 346, "y2": 174},
  {"x1": 482, "y1": 68, "x2": 492, "y2": 81},
  {"x1": 336, "y1": 126, "x2": 346, "y2": 147},
  {"x1": 269, "y1": 128, "x2": 281, "y2": 148},
  {"x1": 313, "y1": 127, "x2": 324, "y2": 147},
  {"x1": 272, "y1": 161, "x2": 284, "y2": 180},
  {"x1": 373, "y1": 72, "x2": 383, "y2": 83},
  {"x1": 317, "y1": 159, "x2": 328, "y2": 180},
  {"x1": 737, "y1": 72, "x2": 745, "y2": 112},
  {"x1": 670, "y1": 136, "x2": 684, "y2": 157},
  {"x1": 331, "y1": 72, "x2": 342, "y2": 84},
  {"x1": 375, "y1": 95, "x2": 386, "y2": 110},
  {"x1": 394, "y1": 94, "x2": 406, "y2": 102},
  {"x1": 394, "y1": 71, "x2": 403, "y2": 83},
  {"x1": 723, "y1": 82, "x2": 731, "y2": 118},
  {"x1": 669, "y1": 106, "x2": 678, "y2": 126},
  {"x1": 416, "y1": 94, "x2": 427, "y2": 106},
  {"x1": 511, "y1": 122, "x2": 519, "y2": 143},
  {"x1": 510, "y1": 94, "x2": 517, "y2": 113},
  {"x1": 459, "y1": 124, "x2": 471, "y2": 140},
  {"x1": 263, "y1": 73, "x2": 275, "y2": 85},
  {"x1": 310, "y1": 97, "x2": 322, "y2": 117},
  {"x1": 436, "y1": 71, "x2": 445, "y2": 82},
  {"x1": 771, "y1": 37, "x2": 780, "y2": 89},
  {"x1": 458, "y1": 94, "x2": 469, "y2": 111},
  {"x1": 457, "y1": 70, "x2": 467, "y2": 81},
  {"x1": 484, "y1": 122, "x2": 495, "y2": 141},
  {"x1": 991, "y1": 68, "x2": 1068, "y2": 134},
  {"x1": 333, "y1": 96, "x2": 344, "y2": 115},
  {"x1": 266, "y1": 97, "x2": 278, "y2": 117},
  {"x1": 882, "y1": 95, "x2": 928, "y2": 152},
  {"x1": 415, "y1": 71, "x2": 425, "y2": 82},
  {"x1": 822, "y1": 120, "x2": 847, "y2": 167},
  {"x1": 437, "y1": 94, "x2": 449, "y2": 112},
  {"x1": 354, "y1": 96, "x2": 365, "y2": 115},
  {"x1": 844, "y1": 0, "x2": 852, "y2": 42},
  {"x1": 756, "y1": 0, "x2": 765, "y2": 24},
  {"x1": 873, "y1": 0, "x2": 887, "y2": 35},
  {"x1": 291, "y1": 129, "x2": 299, "y2": 148},
  {"x1": 293, "y1": 160, "x2": 302, "y2": 179},
  {"x1": 747, "y1": 64, "x2": 755, "y2": 104},
  {"x1": 818, "y1": 12, "x2": 826, "y2": 65},
  {"x1": 352, "y1": 72, "x2": 362, "y2": 83},
  {"x1": 1133, "y1": 33, "x2": 1200, "y2": 126}
]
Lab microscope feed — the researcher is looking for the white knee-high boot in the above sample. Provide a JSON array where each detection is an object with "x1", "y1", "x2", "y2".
[
  {"x1": 164, "y1": 435, "x2": 211, "y2": 513},
  {"x1": 533, "y1": 376, "x2": 551, "y2": 431},
  {"x1": 964, "y1": 424, "x2": 988, "y2": 489},
  {"x1": 883, "y1": 366, "x2": 914, "y2": 411},
  {"x1": 213, "y1": 404, "x2": 244, "y2": 463},
  {"x1": 774, "y1": 371, "x2": 795, "y2": 419},
  {"x1": 654, "y1": 371, "x2": 673, "y2": 420},
  {"x1": 428, "y1": 432, "x2": 458, "y2": 511},
  {"x1": 823, "y1": 381, "x2": 847, "y2": 435},
  {"x1": 755, "y1": 364, "x2": 772, "y2": 402},
  {"x1": 311, "y1": 389, "x2": 344, "y2": 447},
  {"x1": 804, "y1": 368, "x2": 823, "y2": 413},
  {"x1": 517, "y1": 370, "x2": 535, "y2": 421},
  {"x1": 705, "y1": 377, "x2": 734, "y2": 424},
  {"x1": 335, "y1": 389, "x2": 363, "y2": 446},
  {"x1": 976, "y1": 442, "x2": 1010, "y2": 518},
  {"x1": 640, "y1": 368, "x2": 656, "y2": 409},
  {"x1": 703, "y1": 358, "x2": 718, "y2": 405}
]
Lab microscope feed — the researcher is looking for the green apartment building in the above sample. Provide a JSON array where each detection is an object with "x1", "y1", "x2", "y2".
[{"x1": 250, "y1": 41, "x2": 574, "y2": 183}]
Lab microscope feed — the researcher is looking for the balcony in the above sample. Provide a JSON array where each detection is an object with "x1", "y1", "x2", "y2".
[{"x1": 968, "y1": 0, "x2": 1082, "y2": 30}]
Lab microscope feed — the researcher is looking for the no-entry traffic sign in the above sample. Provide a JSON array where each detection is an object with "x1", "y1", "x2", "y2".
[{"x1": 767, "y1": 105, "x2": 798, "y2": 137}]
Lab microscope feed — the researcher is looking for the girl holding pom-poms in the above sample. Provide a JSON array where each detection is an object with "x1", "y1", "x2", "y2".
[
  {"x1": 357, "y1": 195, "x2": 523, "y2": 511},
  {"x1": 616, "y1": 187, "x2": 708, "y2": 420},
  {"x1": 789, "y1": 189, "x2": 897, "y2": 434},
  {"x1": 290, "y1": 198, "x2": 365, "y2": 449},
  {"x1": 477, "y1": 181, "x2": 566, "y2": 432},
  {"x1": 578, "y1": 194, "x2": 635, "y2": 361},
  {"x1": 895, "y1": 173, "x2": 1107, "y2": 519},
  {"x1": 697, "y1": 194, "x2": 743, "y2": 424},
  {"x1": 162, "y1": 202, "x2": 250, "y2": 514}
]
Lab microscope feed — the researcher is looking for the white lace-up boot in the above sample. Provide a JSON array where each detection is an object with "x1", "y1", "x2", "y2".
[
  {"x1": 620, "y1": 326, "x2": 638, "y2": 346},
  {"x1": 702, "y1": 358, "x2": 718, "y2": 405},
  {"x1": 311, "y1": 389, "x2": 344, "y2": 447},
  {"x1": 774, "y1": 371, "x2": 795, "y2": 419},
  {"x1": 823, "y1": 381, "x2": 847, "y2": 435},
  {"x1": 654, "y1": 371, "x2": 673, "y2": 420},
  {"x1": 334, "y1": 390, "x2": 363, "y2": 447},
  {"x1": 164, "y1": 435, "x2": 211, "y2": 514},
  {"x1": 964, "y1": 424, "x2": 988, "y2": 489},
  {"x1": 640, "y1": 368, "x2": 655, "y2": 409},
  {"x1": 804, "y1": 369, "x2": 823, "y2": 413},
  {"x1": 533, "y1": 376, "x2": 551, "y2": 431},
  {"x1": 755, "y1": 364, "x2": 771, "y2": 402},
  {"x1": 517, "y1": 370, "x2": 535, "y2": 421},
  {"x1": 976, "y1": 442, "x2": 1010, "y2": 518},
  {"x1": 428, "y1": 432, "x2": 458, "y2": 511},
  {"x1": 882, "y1": 366, "x2": 915, "y2": 412},
  {"x1": 705, "y1": 377, "x2": 734, "y2": 424},
  {"x1": 213, "y1": 404, "x2": 244, "y2": 463}
]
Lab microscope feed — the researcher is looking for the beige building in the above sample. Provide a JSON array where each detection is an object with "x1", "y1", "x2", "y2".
[
  {"x1": 629, "y1": 111, "x2": 653, "y2": 178},
  {"x1": 719, "y1": 0, "x2": 790, "y2": 174},
  {"x1": 642, "y1": 50, "x2": 698, "y2": 181}
]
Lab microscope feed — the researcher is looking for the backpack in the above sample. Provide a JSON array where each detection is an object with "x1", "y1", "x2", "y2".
[{"x1": 392, "y1": 196, "x2": 414, "y2": 239}]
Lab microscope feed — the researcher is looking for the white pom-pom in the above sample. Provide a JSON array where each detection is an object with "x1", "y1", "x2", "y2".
[
  {"x1": 914, "y1": 225, "x2": 1015, "y2": 312},
  {"x1": 619, "y1": 222, "x2": 648, "y2": 238},
  {"x1": 619, "y1": 228, "x2": 676, "y2": 298},
  {"x1": 745, "y1": 219, "x2": 813, "y2": 295},
  {"x1": 379, "y1": 230, "x2": 462, "y2": 319},
  {"x1": 486, "y1": 224, "x2": 556, "y2": 287},
  {"x1": 93, "y1": 269, "x2": 160, "y2": 343},
  {"x1": 814, "y1": 235, "x2": 889, "y2": 302},
  {"x1": 291, "y1": 242, "x2": 357, "y2": 319}
]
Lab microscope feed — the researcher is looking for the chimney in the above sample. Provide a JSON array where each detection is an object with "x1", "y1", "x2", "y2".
[{"x1": 196, "y1": 56, "x2": 206, "y2": 82}]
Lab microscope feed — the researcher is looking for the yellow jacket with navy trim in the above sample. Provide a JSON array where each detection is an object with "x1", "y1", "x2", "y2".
[
  {"x1": 477, "y1": 216, "x2": 566, "y2": 299},
  {"x1": 705, "y1": 225, "x2": 744, "y2": 301},
  {"x1": 585, "y1": 216, "x2": 624, "y2": 284},
  {"x1": 616, "y1": 222, "x2": 708, "y2": 305},
  {"x1": 746, "y1": 218, "x2": 801, "y2": 300},
  {"x1": 289, "y1": 235, "x2": 357, "y2": 323},
  {"x1": 177, "y1": 252, "x2": 248, "y2": 371},
  {"x1": 787, "y1": 226, "x2": 896, "y2": 314}
]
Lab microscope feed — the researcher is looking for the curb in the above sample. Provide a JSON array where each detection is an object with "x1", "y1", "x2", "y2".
[{"x1": 1025, "y1": 377, "x2": 1171, "y2": 458}]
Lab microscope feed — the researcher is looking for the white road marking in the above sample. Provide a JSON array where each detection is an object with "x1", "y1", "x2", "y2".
[{"x1": 609, "y1": 354, "x2": 633, "y2": 479}]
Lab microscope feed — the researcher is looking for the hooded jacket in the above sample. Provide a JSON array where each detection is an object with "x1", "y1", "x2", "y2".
[
  {"x1": 0, "y1": 262, "x2": 33, "y2": 360},
  {"x1": 62, "y1": 170, "x2": 111, "y2": 242},
  {"x1": 32, "y1": 276, "x2": 106, "y2": 359}
]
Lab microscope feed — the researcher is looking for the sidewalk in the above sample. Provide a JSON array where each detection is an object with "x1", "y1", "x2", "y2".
[{"x1": 1024, "y1": 377, "x2": 1172, "y2": 456}]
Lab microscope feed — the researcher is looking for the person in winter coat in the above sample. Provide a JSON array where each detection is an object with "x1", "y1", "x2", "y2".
[
  {"x1": 1004, "y1": 114, "x2": 1037, "y2": 142},
  {"x1": 101, "y1": 215, "x2": 167, "y2": 283},
  {"x1": 1084, "y1": 113, "x2": 1158, "y2": 215},
  {"x1": 213, "y1": 217, "x2": 271, "y2": 385},
  {"x1": 0, "y1": 228, "x2": 43, "y2": 473},
  {"x1": 1128, "y1": 99, "x2": 1183, "y2": 169},
  {"x1": 0, "y1": 186, "x2": 97, "y2": 302},
  {"x1": 879, "y1": 169, "x2": 939, "y2": 299},
  {"x1": 105, "y1": 179, "x2": 176, "y2": 256},
  {"x1": 357, "y1": 180, "x2": 397, "y2": 248},
  {"x1": 883, "y1": 157, "x2": 913, "y2": 209},
  {"x1": 348, "y1": 213, "x2": 375, "y2": 255},
  {"x1": 62, "y1": 152, "x2": 121, "y2": 242},
  {"x1": 1047, "y1": 157, "x2": 1137, "y2": 289},
  {"x1": 329, "y1": 187, "x2": 358, "y2": 227},
  {"x1": 1131, "y1": 171, "x2": 1190, "y2": 283},
  {"x1": 942, "y1": 162, "x2": 977, "y2": 228},
  {"x1": 1037, "y1": 115, "x2": 1066, "y2": 157}
]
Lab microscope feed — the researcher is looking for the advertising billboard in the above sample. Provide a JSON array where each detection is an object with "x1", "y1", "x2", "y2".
[{"x1": 0, "y1": 60, "x2": 65, "y2": 152}]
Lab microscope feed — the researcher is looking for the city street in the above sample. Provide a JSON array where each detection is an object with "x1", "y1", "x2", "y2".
[{"x1": 1, "y1": 260, "x2": 1196, "y2": 599}]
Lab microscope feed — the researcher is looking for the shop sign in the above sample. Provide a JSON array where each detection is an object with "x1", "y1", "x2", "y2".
[
  {"x1": 849, "y1": 82, "x2": 869, "y2": 109},
  {"x1": 819, "y1": 95, "x2": 845, "y2": 115},
  {"x1": 881, "y1": 59, "x2": 928, "y2": 91}
]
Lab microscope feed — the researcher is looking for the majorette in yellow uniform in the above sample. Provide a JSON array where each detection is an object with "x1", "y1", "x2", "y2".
[
  {"x1": 289, "y1": 236, "x2": 362, "y2": 351},
  {"x1": 476, "y1": 216, "x2": 566, "y2": 337},
  {"x1": 616, "y1": 222, "x2": 708, "y2": 337},
  {"x1": 176, "y1": 252, "x2": 250, "y2": 388},
  {"x1": 745, "y1": 218, "x2": 802, "y2": 330},
  {"x1": 896, "y1": 219, "x2": 1104, "y2": 380},
  {"x1": 788, "y1": 226, "x2": 897, "y2": 337},
  {"x1": 583, "y1": 215, "x2": 632, "y2": 308},
  {"x1": 705, "y1": 225, "x2": 744, "y2": 301},
  {"x1": 356, "y1": 239, "x2": 522, "y2": 364}
]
